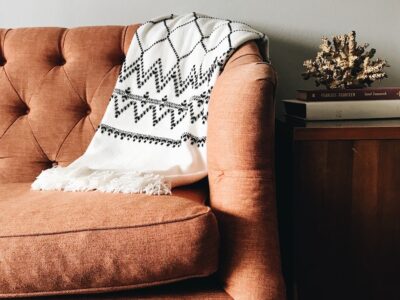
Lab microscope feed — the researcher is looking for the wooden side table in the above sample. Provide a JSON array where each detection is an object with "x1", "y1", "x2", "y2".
[{"x1": 276, "y1": 117, "x2": 400, "y2": 300}]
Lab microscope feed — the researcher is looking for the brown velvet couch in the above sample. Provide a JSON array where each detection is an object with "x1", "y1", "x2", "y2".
[{"x1": 0, "y1": 24, "x2": 285, "y2": 299}]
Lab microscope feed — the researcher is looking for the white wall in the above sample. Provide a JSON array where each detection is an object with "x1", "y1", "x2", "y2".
[{"x1": 0, "y1": 0, "x2": 399, "y2": 107}]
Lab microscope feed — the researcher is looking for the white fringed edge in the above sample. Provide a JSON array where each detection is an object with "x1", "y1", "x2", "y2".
[{"x1": 31, "y1": 166, "x2": 171, "y2": 195}]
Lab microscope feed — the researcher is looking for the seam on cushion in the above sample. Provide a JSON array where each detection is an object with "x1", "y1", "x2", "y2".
[
  {"x1": 26, "y1": 118, "x2": 50, "y2": 160},
  {"x1": 61, "y1": 62, "x2": 87, "y2": 107},
  {"x1": 28, "y1": 29, "x2": 68, "y2": 105},
  {"x1": 87, "y1": 64, "x2": 121, "y2": 130},
  {"x1": 228, "y1": 52, "x2": 263, "y2": 65},
  {"x1": 0, "y1": 209, "x2": 212, "y2": 238},
  {"x1": 0, "y1": 69, "x2": 19, "y2": 140},
  {"x1": 209, "y1": 169, "x2": 273, "y2": 180},
  {"x1": 87, "y1": 25, "x2": 128, "y2": 129},
  {"x1": 1, "y1": 30, "x2": 48, "y2": 159},
  {"x1": 87, "y1": 62, "x2": 120, "y2": 121},
  {"x1": 0, "y1": 29, "x2": 69, "y2": 160},
  {"x1": 0, "y1": 114, "x2": 18, "y2": 140},
  {"x1": 0, "y1": 30, "x2": 15, "y2": 140},
  {"x1": 60, "y1": 28, "x2": 68, "y2": 59},
  {"x1": 263, "y1": 63, "x2": 278, "y2": 87},
  {"x1": 1, "y1": 59, "x2": 26, "y2": 110},
  {"x1": 0, "y1": 29, "x2": 10, "y2": 58},
  {"x1": 53, "y1": 116, "x2": 87, "y2": 161},
  {"x1": 58, "y1": 64, "x2": 96, "y2": 155},
  {"x1": 1, "y1": 67, "x2": 48, "y2": 160},
  {"x1": 0, "y1": 272, "x2": 217, "y2": 298},
  {"x1": 86, "y1": 114, "x2": 96, "y2": 132},
  {"x1": 217, "y1": 174, "x2": 273, "y2": 180},
  {"x1": 89, "y1": 64, "x2": 119, "y2": 106},
  {"x1": 222, "y1": 62, "x2": 277, "y2": 90},
  {"x1": 27, "y1": 65, "x2": 58, "y2": 105},
  {"x1": 259, "y1": 75, "x2": 276, "y2": 90},
  {"x1": 121, "y1": 25, "x2": 128, "y2": 54}
]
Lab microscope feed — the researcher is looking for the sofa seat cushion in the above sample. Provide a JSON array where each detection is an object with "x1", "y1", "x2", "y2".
[{"x1": 0, "y1": 183, "x2": 219, "y2": 298}]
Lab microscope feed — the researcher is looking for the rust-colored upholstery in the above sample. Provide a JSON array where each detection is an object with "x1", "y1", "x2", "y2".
[
  {"x1": 0, "y1": 25, "x2": 285, "y2": 299},
  {"x1": 208, "y1": 43, "x2": 285, "y2": 299},
  {"x1": 0, "y1": 25, "x2": 139, "y2": 182},
  {"x1": 14, "y1": 277, "x2": 233, "y2": 300},
  {"x1": 0, "y1": 183, "x2": 219, "y2": 298}
]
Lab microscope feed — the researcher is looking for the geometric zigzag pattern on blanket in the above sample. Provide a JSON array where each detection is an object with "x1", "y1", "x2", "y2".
[
  {"x1": 31, "y1": 13, "x2": 267, "y2": 195},
  {"x1": 96, "y1": 13, "x2": 265, "y2": 148},
  {"x1": 98, "y1": 124, "x2": 206, "y2": 147},
  {"x1": 119, "y1": 53, "x2": 227, "y2": 96},
  {"x1": 112, "y1": 88, "x2": 208, "y2": 129}
]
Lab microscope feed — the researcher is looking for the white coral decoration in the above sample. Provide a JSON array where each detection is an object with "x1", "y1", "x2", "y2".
[{"x1": 302, "y1": 31, "x2": 389, "y2": 89}]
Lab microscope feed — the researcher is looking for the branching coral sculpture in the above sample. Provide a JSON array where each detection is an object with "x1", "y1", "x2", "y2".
[{"x1": 302, "y1": 31, "x2": 389, "y2": 89}]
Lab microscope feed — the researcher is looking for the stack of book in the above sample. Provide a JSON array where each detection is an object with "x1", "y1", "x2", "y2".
[{"x1": 283, "y1": 87, "x2": 400, "y2": 121}]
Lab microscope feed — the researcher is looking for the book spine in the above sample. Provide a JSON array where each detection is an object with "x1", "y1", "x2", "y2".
[
  {"x1": 297, "y1": 89, "x2": 400, "y2": 101},
  {"x1": 305, "y1": 100, "x2": 400, "y2": 121}
]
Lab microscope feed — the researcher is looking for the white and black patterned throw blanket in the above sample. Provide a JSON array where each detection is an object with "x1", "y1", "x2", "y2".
[{"x1": 32, "y1": 13, "x2": 266, "y2": 195}]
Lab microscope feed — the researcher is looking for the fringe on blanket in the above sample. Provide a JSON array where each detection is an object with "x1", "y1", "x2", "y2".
[{"x1": 31, "y1": 167, "x2": 171, "y2": 195}]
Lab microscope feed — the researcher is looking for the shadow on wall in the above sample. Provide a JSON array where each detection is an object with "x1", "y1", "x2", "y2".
[{"x1": 267, "y1": 33, "x2": 315, "y2": 116}]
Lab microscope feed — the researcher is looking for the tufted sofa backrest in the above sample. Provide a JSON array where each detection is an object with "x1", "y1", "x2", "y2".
[
  {"x1": 0, "y1": 24, "x2": 285, "y2": 299},
  {"x1": 0, "y1": 25, "x2": 139, "y2": 183}
]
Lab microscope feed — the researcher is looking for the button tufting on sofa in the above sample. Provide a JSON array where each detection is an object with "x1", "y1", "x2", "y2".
[
  {"x1": 0, "y1": 26, "x2": 141, "y2": 182},
  {"x1": 18, "y1": 102, "x2": 30, "y2": 115},
  {"x1": 57, "y1": 56, "x2": 66, "y2": 66},
  {"x1": 0, "y1": 24, "x2": 284, "y2": 300},
  {"x1": 82, "y1": 103, "x2": 92, "y2": 116}
]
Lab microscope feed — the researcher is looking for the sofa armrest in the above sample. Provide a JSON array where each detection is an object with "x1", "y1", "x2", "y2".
[{"x1": 208, "y1": 42, "x2": 285, "y2": 300}]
